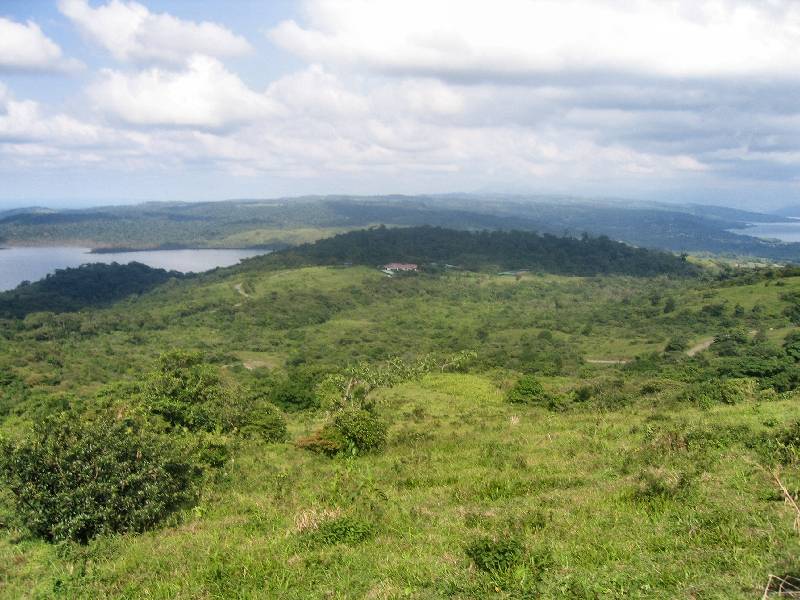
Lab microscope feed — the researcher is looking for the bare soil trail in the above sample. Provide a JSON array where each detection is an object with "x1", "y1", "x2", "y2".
[
  {"x1": 686, "y1": 338, "x2": 714, "y2": 356},
  {"x1": 585, "y1": 359, "x2": 630, "y2": 365},
  {"x1": 234, "y1": 283, "x2": 251, "y2": 298},
  {"x1": 685, "y1": 329, "x2": 757, "y2": 357}
]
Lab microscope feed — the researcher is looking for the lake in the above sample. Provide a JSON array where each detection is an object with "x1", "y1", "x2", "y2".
[
  {"x1": 736, "y1": 221, "x2": 800, "y2": 243},
  {"x1": 0, "y1": 247, "x2": 269, "y2": 292}
]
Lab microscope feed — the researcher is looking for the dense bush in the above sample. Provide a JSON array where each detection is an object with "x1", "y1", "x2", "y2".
[
  {"x1": 297, "y1": 408, "x2": 387, "y2": 456},
  {"x1": 784, "y1": 331, "x2": 800, "y2": 361},
  {"x1": 332, "y1": 408, "x2": 387, "y2": 453},
  {"x1": 144, "y1": 350, "x2": 232, "y2": 431},
  {"x1": 507, "y1": 375, "x2": 549, "y2": 405},
  {"x1": 465, "y1": 536, "x2": 525, "y2": 572},
  {"x1": 268, "y1": 368, "x2": 320, "y2": 411},
  {"x1": 0, "y1": 413, "x2": 199, "y2": 543},
  {"x1": 680, "y1": 378, "x2": 751, "y2": 406},
  {"x1": 663, "y1": 336, "x2": 688, "y2": 353},
  {"x1": 0, "y1": 370, "x2": 27, "y2": 417},
  {"x1": 240, "y1": 402, "x2": 288, "y2": 442},
  {"x1": 760, "y1": 420, "x2": 800, "y2": 465},
  {"x1": 144, "y1": 350, "x2": 288, "y2": 439}
]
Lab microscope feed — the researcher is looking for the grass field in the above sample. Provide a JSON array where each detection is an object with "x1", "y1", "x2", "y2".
[
  {"x1": 2, "y1": 372, "x2": 798, "y2": 598},
  {"x1": 2, "y1": 258, "x2": 800, "y2": 598}
]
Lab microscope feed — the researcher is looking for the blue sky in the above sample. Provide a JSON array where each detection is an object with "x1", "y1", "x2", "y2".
[{"x1": 2, "y1": 1, "x2": 800, "y2": 209}]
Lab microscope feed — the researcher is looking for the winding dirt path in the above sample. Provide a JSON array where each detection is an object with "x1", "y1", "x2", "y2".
[
  {"x1": 233, "y1": 283, "x2": 251, "y2": 298},
  {"x1": 686, "y1": 338, "x2": 714, "y2": 356},
  {"x1": 585, "y1": 359, "x2": 630, "y2": 365},
  {"x1": 685, "y1": 330, "x2": 757, "y2": 357}
]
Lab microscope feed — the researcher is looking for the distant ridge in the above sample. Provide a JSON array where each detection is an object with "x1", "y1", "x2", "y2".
[{"x1": 1, "y1": 195, "x2": 800, "y2": 261}]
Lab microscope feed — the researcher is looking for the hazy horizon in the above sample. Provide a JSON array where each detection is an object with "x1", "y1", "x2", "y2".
[{"x1": 0, "y1": 191, "x2": 797, "y2": 214}]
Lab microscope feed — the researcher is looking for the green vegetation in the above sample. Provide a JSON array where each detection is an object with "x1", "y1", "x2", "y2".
[
  {"x1": 0, "y1": 413, "x2": 198, "y2": 544},
  {"x1": 0, "y1": 262, "x2": 183, "y2": 318},
  {"x1": 259, "y1": 225, "x2": 698, "y2": 276},
  {"x1": 3, "y1": 195, "x2": 800, "y2": 262},
  {"x1": 2, "y1": 227, "x2": 800, "y2": 597},
  {"x1": 506, "y1": 374, "x2": 550, "y2": 405}
]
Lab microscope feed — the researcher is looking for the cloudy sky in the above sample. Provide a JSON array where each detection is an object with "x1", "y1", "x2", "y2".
[{"x1": 1, "y1": 0, "x2": 800, "y2": 208}]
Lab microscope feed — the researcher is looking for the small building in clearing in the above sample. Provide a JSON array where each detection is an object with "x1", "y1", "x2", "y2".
[{"x1": 381, "y1": 262, "x2": 418, "y2": 274}]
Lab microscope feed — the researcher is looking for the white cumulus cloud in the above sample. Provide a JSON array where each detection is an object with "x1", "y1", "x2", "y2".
[
  {"x1": 88, "y1": 55, "x2": 280, "y2": 128},
  {"x1": 0, "y1": 17, "x2": 79, "y2": 72},
  {"x1": 270, "y1": 0, "x2": 800, "y2": 81},
  {"x1": 59, "y1": 0, "x2": 251, "y2": 64}
]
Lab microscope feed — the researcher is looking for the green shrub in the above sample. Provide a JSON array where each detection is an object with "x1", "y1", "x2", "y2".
[
  {"x1": 270, "y1": 370, "x2": 319, "y2": 411},
  {"x1": 0, "y1": 413, "x2": 199, "y2": 543},
  {"x1": 465, "y1": 536, "x2": 525, "y2": 572},
  {"x1": 681, "y1": 378, "x2": 750, "y2": 407},
  {"x1": 241, "y1": 402, "x2": 288, "y2": 443},
  {"x1": 572, "y1": 385, "x2": 593, "y2": 402},
  {"x1": 144, "y1": 350, "x2": 231, "y2": 432},
  {"x1": 144, "y1": 351, "x2": 287, "y2": 439},
  {"x1": 784, "y1": 332, "x2": 800, "y2": 361},
  {"x1": 759, "y1": 420, "x2": 800, "y2": 465},
  {"x1": 631, "y1": 467, "x2": 696, "y2": 503},
  {"x1": 664, "y1": 337, "x2": 688, "y2": 352},
  {"x1": 297, "y1": 408, "x2": 387, "y2": 456},
  {"x1": 507, "y1": 375, "x2": 549, "y2": 405},
  {"x1": 332, "y1": 408, "x2": 387, "y2": 454}
]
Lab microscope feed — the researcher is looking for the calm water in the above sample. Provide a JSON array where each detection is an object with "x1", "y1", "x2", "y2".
[
  {"x1": 0, "y1": 247, "x2": 269, "y2": 292},
  {"x1": 738, "y1": 221, "x2": 800, "y2": 242}
]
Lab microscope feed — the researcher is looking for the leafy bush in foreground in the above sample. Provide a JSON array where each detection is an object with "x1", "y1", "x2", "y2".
[
  {"x1": 759, "y1": 420, "x2": 800, "y2": 466},
  {"x1": 0, "y1": 413, "x2": 199, "y2": 543}
]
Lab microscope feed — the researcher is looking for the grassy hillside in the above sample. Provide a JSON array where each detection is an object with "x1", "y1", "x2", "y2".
[{"x1": 1, "y1": 242, "x2": 800, "y2": 597}]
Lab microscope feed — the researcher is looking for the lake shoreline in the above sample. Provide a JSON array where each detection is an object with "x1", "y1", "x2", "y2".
[
  {"x1": 0, "y1": 242, "x2": 280, "y2": 253},
  {"x1": 0, "y1": 247, "x2": 272, "y2": 293},
  {"x1": 732, "y1": 220, "x2": 800, "y2": 243},
  {"x1": 89, "y1": 244, "x2": 280, "y2": 254}
]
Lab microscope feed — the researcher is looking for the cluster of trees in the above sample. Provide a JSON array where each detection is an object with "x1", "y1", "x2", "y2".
[
  {"x1": 0, "y1": 262, "x2": 183, "y2": 318},
  {"x1": 258, "y1": 226, "x2": 699, "y2": 277}
]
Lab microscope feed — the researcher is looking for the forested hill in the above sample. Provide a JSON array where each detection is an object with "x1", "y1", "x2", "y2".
[
  {"x1": 253, "y1": 226, "x2": 699, "y2": 277},
  {"x1": 0, "y1": 262, "x2": 183, "y2": 318}
]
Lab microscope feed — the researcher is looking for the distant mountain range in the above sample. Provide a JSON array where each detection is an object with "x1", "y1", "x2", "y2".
[{"x1": 1, "y1": 194, "x2": 799, "y2": 262}]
